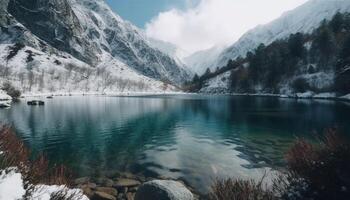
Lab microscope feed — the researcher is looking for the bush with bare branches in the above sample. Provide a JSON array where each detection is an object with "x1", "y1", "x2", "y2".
[
  {"x1": 0, "y1": 126, "x2": 73, "y2": 199},
  {"x1": 282, "y1": 129, "x2": 350, "y2": 200},
  {"x1": 209, "y1": 129, "x2": 350, "y2": 200}
]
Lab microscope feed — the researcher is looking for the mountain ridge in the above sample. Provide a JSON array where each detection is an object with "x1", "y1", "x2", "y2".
[
  {"x1": 0, "y1": 0, "x2": 191, "y2": 94},
  {"x1": 186, "y1": 0, "x2": 350, "y2": 73}
]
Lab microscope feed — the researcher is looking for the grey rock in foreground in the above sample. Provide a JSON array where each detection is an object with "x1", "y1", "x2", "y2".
[{"x1": 135, "y1": 180, "x2": 193, "y2": 200}]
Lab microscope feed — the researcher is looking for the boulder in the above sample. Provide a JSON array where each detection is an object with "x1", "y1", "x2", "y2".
[
  {"x1": 114, "y1": 178, "x2": 141, "y2": 188},
  {"x1": 134, "y1": 180, "x2": 194, "y2": 200},
  {"x1": 92, "y1": 191, "x2": 116, "y2": 200}
]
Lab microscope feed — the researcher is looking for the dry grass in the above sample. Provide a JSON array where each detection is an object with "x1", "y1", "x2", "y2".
[
  {"x1": 284, "y1": 128, "x2": 350, "y2": 200},
  {"x1": 0, "y1": 125, "x2": 73, "y2": 199},
  {"x1": 209, "y1": 176, "x2": 276, "y2": 200},
  {"x1": 209, "y1": 129, "x2": 350, "y2": 200}
]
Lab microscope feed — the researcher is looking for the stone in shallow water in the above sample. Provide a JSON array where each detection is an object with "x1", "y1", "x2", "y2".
[
  {"x1": 126, "y1": 192, "x2": 135, "y2": 200},
  {"x1": 135, "y1": 180, "x2": 194, "y2": 200},
  {"x1": 96, "y1": 187, "x2": 118, "y2": 196},
  {"x1": 92, "y1": 191, "x2": 117, "y2": 200},
  {"x1": 95, "y1": 177, "x2": 114, "y2": 187},
  {"x1": 75, "y1": 177, "x2": 90, "y2": 185},
  {"x1": 114, "y1": 178, "x2": 141, "y2": 188}
]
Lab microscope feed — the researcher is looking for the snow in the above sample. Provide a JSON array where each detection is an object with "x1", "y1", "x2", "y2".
[
  {"x1": 184, "y1": 45, "x2": 226, "y2": 75},
  {"x1": 0, "y1": 43, "x2": 178, "y2": 95},
  {"x1": 0, "y1": 0, "x2": 190, "y2": 95},
  {"x1": 296, "y1": 91, "x2": 315, "y2": 98},
  {"x1": 197, "y1": 0, "x2": 350, "y2": 72},
  {"x1": 0, "y1": 169, "x2": 25, "y2": 200},
  {"x1": 69, "y1": 0, "x2": 190, "y2": 84},
  {"x1": 0, "y1": 169, "x2": 88, "y2": 200},
  {"x1": 187, "y1": 0, "x2": 350, "y2": 93},
  {"x1": 199, "y1": 71, "x2": 231, "y2": 93},
  {"x1": 341, "y1": 94, "x2": 350, "y2": 101},
  {"x1": 0, "y1": 90, "x2": 12, "y2": 101},
  {"x1": 32, "y1": 185, "x2": 88, "y2": 200},
  {"x1": 313, "y1": 93, "x2": 336, "y2": 98}
]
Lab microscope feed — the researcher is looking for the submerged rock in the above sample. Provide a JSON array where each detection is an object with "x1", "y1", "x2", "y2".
[
  {"x1": 95, "y1": 177, "x2": 114, "y2": 187},
  {"x1": 96, "y1": 187, "x2": 118, "y2": 196},
  {"x1": 74, "y1": 177, "x2": 90, "y2": 185},
  {"x1": 0, "y1": 101, "x2": 11, "y2": 108},
  {"x1": 92, "y1": 191, "x2": 116, "y2": 200},
  {"x1": 114, "y1": 178, "x2": 141, "y2": 188},
  {"x1": 135, "y1": 180, "x2": 194, "y2": 200},
  {"x1": 27, "y1": 100, "x2": 45, "y2": 106}
]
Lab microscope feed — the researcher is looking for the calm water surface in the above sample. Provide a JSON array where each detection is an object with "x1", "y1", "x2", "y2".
[{"x1": 1, "y1": 95, "x2": 350, "y2": 193}]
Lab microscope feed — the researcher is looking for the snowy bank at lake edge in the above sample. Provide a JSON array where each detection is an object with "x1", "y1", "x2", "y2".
[
  {"x1": 0, "y1": 169, "x2": 88, "y2": 200},
  {"x1": 20, "y1": 91, "x2": 187, "y2": 98},
  {"x1": 0, "y1": 90, "x2": 12, "y2": 101},
  {"x1": 199, "y1": 90, "x2": 350, "y2": 102}
]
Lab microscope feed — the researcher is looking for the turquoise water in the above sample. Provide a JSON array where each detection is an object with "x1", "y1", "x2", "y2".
[{"x1": 1, "y1": 95, "x2": 350, "y2": 193}]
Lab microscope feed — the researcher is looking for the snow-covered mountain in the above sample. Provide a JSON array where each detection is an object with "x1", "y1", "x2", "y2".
[
  {"x1": 0, "y1": 0, "x2": 190, "y2": 94},
  {"x1": 198, "y1": 0, "x2": 350, "y2": 71},
  {"x1": 194, "y1": 0, "x2": 350, "y2": 96},
  {"x1": 183, "y1": 45, "x2": 226, "y2": 75}
]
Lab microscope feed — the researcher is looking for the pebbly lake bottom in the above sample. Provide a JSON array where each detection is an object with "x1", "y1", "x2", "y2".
[{"x1": 1, "y1": 94, "x2": 350, "y2": 194}]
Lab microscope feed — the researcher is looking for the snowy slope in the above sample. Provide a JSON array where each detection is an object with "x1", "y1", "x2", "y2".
[
  {"x1": 0, "y1": 43, "x2": 175, "y2": 94},
  {"x1": 2, "y1": 0, "x2": 190, "y2": 92},
  {"x1": 183, "y1": 45, "x2": 226, "y2": 75},
  {"x1": 0, "y1": 1, "x2": 177, "y2": 94},
  {"x1": 208, "y1": 0, "x2": 350, "y2": 70}
]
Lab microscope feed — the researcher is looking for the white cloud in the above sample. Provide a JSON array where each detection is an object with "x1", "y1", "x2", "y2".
[{"x1": 145, "y1": 0, "x2": 308, "y2": 54}]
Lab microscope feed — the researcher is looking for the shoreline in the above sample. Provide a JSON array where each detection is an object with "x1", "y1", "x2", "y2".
[
  {"x1": 18, "y1": 91, "x2": 350, "y2": 101},
  {"x1": 198, "y1": 92, "x2": 350, "y2": 103},
  {"x1": 73, "y1": 172, "x2": 200, "y2": 200}
]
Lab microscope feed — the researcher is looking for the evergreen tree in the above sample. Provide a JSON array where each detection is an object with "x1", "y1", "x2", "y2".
[
  {"x1": 192, "y1": 74, "x2": 200, "y2": 83},
  {"x1": 330, "y1": 12, "x2": 344, "y2": 33},
  {"x1": 288, "y1": 33, "x2": 305, "y2": 59}
]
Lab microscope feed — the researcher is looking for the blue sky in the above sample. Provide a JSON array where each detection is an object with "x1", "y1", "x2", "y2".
[{"x1": 105, "y1": 0, "x2": 198, "y2": 28}]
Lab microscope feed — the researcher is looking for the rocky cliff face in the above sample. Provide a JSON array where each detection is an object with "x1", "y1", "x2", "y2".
[
  {"x1": 7, "y1": 0, "x2": 100, "y2": 65},
  {"x1": 3, "y1": 0, "x2": 190, "y2": 85}
]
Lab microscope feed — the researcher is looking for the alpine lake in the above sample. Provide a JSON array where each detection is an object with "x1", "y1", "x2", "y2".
[{"x1": 1, "y1": 94, "x2": 350, "y2": 193}]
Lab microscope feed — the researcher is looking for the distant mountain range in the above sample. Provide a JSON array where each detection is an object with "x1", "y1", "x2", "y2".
[{"x1": 1, "y1": 0, "x2": 349, "y2": 97}]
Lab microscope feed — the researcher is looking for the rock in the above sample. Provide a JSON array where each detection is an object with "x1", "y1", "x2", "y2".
[
  {"x1": 117, "y1": 193, "x2": 125, "y2": 200},
  {"x1": 135, "y1": 180, "x2": 194, "y2": 200},
  {"x1": 75, "y1": 177, "x2": 90, "y2": 185},
  {"x1": 95, "y1": 177, "x2": 114, "y2": 187},
  {"x1": 81, "y1": 185, "x2": 94, "y2": 198},
  {"x1": 96, "y1": 187, "x2": 118, "y2": 196},
  {"x1": 0, "y1": 101, "x2": 11, "y2": 108},
  {"x1": 122, "y1": 187, "x2": 128, "y2": 194},
  {"x1": 126, "y1": 192, "x2": 135, "y2": 200},
  {"x1": 92, "y1": 191, "x2": 117, "y2": 200},
  {"x1": 87, "y1": 182, "x2": 98, "y2": 189},
  {"x1": 129, "y1": 187, "x2": 138, "y2": 192},
  {"x1": 27, "y1": 100, "x2": 45, "y2": 106},
  {"x1": 114, "y1": 178, "x2": 141, "y2": 188},
  {"x1": 80, "y1": 182, "x2": 97, "y2": 189}
]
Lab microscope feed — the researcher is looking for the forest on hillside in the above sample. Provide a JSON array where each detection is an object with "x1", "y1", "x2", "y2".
[{"x1": 188, "y1": 12, "x2": 350, "y2": 95}]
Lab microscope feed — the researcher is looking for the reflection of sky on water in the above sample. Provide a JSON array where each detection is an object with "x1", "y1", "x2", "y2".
[
  {"x1": 0, "y1": 95, "x2": 349, "y2": 193},
  {"x1": 140, "y1": 127, "x2": 271, "y2": 192}
]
